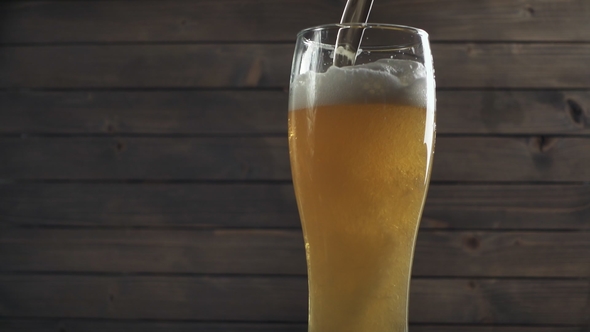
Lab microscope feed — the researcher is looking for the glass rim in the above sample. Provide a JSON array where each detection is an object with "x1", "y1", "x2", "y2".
[{"x1": 296, "y1": 23, "x2": 429, "y2": 39}]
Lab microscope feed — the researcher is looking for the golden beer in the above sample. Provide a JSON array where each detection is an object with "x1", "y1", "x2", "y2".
[
  {"x1": 288, "y1": 24, "x2": 435, "y2": 332},
  {"x1": 289, "y1": 102, "x2": 433, "y2": 331}
]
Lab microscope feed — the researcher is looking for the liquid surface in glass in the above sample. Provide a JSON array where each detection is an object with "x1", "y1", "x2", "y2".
[{"x1": 288, "y1": 59, "x2": 435, "y2": 332}]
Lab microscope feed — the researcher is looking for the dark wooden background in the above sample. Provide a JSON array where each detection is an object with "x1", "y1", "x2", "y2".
[{"x1": 1, "y1": 1, "x2": 590, "y2": 331}]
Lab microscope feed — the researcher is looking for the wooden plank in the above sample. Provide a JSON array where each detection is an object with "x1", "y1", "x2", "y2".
[
  {"x1": 0, "y1": 275, "x2": 587, "y2": 324},
  {"x1": 1, "y1": 44, "x2": 590, "y2": 89},
  {"x1": 2, "y1": 137, "x2": 590, "y2": 182},
  {"x1": 1, "y1": 229, "x2": 589, "y2": 277},
  {"x1": 435, "y1": 44, "x2": 590, "y2": 89},
  {"x1": 1, "y1": 90, "x2": 589, "y2": 135},
  {"x1": 0, "y1": 137, "x2": 291, "y2": 181},
  {"x1": 0, "y1": 320, "x2": 582, "y2": 332},
  {"x1": 2, "y1": 184, "x2": 589, "y2": 230},
  {"x1": 431, "y1": 137, "x2": 590, "y2": 182},
  {"x1": 412, "y1": 231, "x2": 590, "y2": 277},
  {"x1": 0, "y1": 91, "x2": 289, "y2": 135},
  {"x1": 411, "y1": 328, "x2": 583, "y2": 332},
  {"x1": 0, "y1": 184, "x2": 300, "y2": 228},
  {"x1": 0, "y1": 229, "x2": 308, "y2": 275},
  {"x1": 1, "y1": 0, "x2": 589, "y2": 43},
  {"x1": 0, "y1": 320, "x2": 304, "y2": 332},
  {"x1": 0, "y1": 44, "x2": 291, "y2": 89},
  {"x1": 0, "y1": 275, "x2": 307, "y2": 321},
  {"x1": 422, "y1": 184, "x2": 590, "y2": 230},
  {"x1": 410, "y1": 279, "x2": 590, "y2": 326},
  {"x1": 437, "y1": 90, "x2": 590, "y2": 135}
]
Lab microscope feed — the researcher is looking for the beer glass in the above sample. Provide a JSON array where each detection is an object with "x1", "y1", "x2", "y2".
[{"x1": 288, "y1": 24, "x2": 435, "y2": 332}]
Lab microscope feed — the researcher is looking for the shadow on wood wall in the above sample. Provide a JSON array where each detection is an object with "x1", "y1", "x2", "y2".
[{"x1": 1, "y1": 1, "x2": 589, "y2": 331}]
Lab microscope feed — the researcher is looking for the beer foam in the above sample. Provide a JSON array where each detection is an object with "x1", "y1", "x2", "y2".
[{"x1": 290, "y1": 59, "x2": 427, "y2": 111}]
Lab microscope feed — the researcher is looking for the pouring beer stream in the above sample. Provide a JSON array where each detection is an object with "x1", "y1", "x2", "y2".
[{"x1": 334, "y1": 0, "x2": 375, "y2": 67}]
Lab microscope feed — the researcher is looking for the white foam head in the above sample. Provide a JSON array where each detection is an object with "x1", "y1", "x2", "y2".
[{"x1": 289, "y1": 58, "x2": 427, "y2": 111}]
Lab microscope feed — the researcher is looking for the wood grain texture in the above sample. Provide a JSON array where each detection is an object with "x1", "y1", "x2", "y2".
[
  {"x1": 0, "y1": 320, "x2": 583, "y2": 332},
  {"x1": 437, "y1": 90, "x2": 590, "y2": 135},
  {"x1": 0, "y1": 229, "x2": 308, "y2": 275},
  {"x1": 422, "y1": 184, "x2": 590, "y2": 230},
  {"x1": 412, "y1": 231, "x2": 590, "y2": 277},
  {"x1": 410, "y1": 279, "x2": 590, "y2": 326},
  {"x1": 0, "y1": 184, "x2": 299, "y2": 228},
  {"x1": 0, "y1": 91, "x2": 289, "y2": 135},
  {"x1": 0, "y1": 275, "x2": 587, "y2": 324},
  {"x1": 409, "y1": 328, "x2": 585, "y2": 332},
  {"x1": 0, "y1": 275, "x2": 307, "y2": 321},
  {"x1": 435, "y1": 43, "x2": 590, "y2": 89},
  {"x1": 0, "y1": 137, "x2": 291, "y2": 181},
  {"x1": 0, "y1": 320, "x2": 308, "y2": 332},
  {"x1": 1, "y1": 90, "x2": 589, "y2": 135},
  {"x1": 431, "y1": 136, "x2": 590, "y2": 182},
  {"x1": 2, "y1": 184, "x2": 589, "y2": 230},
  {"x1": 0, "y1": 44, "x2": 292, "y2": 89},
  {"x1": 2, "y1": 137, "x2": 590, "y2": 182},
  {"x1": 1, "y1": 0, "x2": 589, "y2": 43},
  {"x1": 2, "y1": 44, "x2": 590, "y2": 89},
  {"x1": 1, "y1": 229, "x2": 589, "y2": 277}
]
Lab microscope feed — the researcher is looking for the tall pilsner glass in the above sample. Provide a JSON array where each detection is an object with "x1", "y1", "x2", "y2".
[{"x1": 288, "y1": 24, "x2": 436, "y2": 332}]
